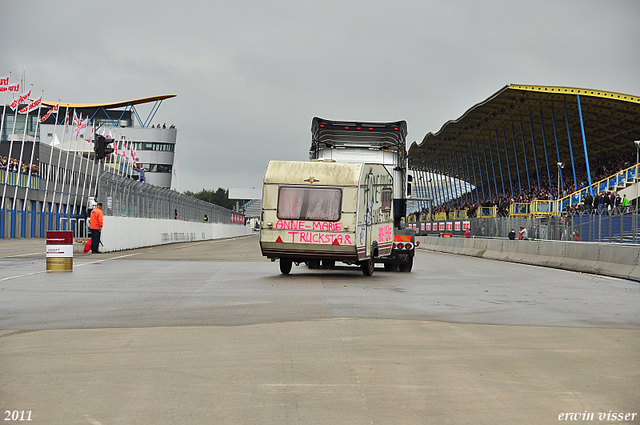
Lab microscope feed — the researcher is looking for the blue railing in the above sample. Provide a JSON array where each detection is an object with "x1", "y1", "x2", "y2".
[{"x1": 559, "y1": 163, "x2": 638, "y2": 211}]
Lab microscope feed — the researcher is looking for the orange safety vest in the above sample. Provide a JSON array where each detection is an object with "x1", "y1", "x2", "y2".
[{"x1": 90, "y1": 207, "x2": 103, "y2": 230}]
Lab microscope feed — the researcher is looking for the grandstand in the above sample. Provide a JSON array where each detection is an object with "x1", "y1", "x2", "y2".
[{"x1": 408, "y1": 84, "x2": 640, "y2": 214}]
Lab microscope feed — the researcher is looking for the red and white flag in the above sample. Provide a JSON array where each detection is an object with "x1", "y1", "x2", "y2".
[
  {"x1": 76, "y1": 119, "x2": 88, "y2": 139},
  {"x1": 39, "y1": 103, "x2": 59, "y2": 123},
  {"x1": 0, "y1": 81, "x2": 20, "y2": 93},
  {"x1": 122, "y1": 140, "x2": 128, "y2": 159},
  {"x1": 131, "y1": 144, "x2": 137, "y2": 166},
  {"x1": 64, "y1": 109, "x2": 70, "y2": 133},
  {"x1": 87, "y1": 126, "x2": 94, "y2": 143},
  {"x1": 0, "y1": 75, "x2": 9, "y2": 86},
  {"x1": 113, "y1": 140, "x2": 118, "y2": 156},
  {"x1": 10, "y1": 89, "x2": 32, "y2": 111},
  {"x1": 18, "y1": 95, "x2": 42, "y2": 114}
]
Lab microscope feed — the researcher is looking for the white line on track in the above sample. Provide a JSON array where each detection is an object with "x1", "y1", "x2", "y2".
[{"x1": 0, "y1": 252, "x2": 144, "y2": 282}]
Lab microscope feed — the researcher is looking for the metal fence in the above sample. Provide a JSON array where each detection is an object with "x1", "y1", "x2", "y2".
[
  {"x1": 97, "y1": 171, "x2": 243, "y2": 224},
  {"x1": 407, "y1": 212, "x2": 639, "y2": 244}
]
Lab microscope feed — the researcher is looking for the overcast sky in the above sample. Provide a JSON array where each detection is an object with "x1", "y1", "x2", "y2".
[{"x1": 2, "y1": 0, "x2": 639, "y2": 193}]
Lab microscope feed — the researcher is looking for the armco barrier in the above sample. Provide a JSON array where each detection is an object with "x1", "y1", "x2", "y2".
[
  {"x1": 95, "y1": 216, "x2": 253, "y2": 252},
  {"x1": 417, "y1": 236, "x2": 640, "y2": 282}
]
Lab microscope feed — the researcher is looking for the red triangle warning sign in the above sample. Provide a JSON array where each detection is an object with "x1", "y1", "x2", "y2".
[
  {"x1": 332, "y1": 238, "x2": 340, "y2": 245},
  {"x1": 275, "y1": 236, "x2": 283, "y2": 243}
]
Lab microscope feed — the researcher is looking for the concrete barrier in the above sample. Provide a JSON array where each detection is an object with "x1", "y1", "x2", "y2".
[
  {"x1": 416, "y1": 236, "x2": 640, "y2": 282},
  {"x1": 93, "y1": 216, "x2": 253, "y2": 252}
]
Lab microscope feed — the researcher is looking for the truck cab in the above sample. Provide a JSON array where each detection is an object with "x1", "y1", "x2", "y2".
[{"x1": 309, "y1": 118, "x2": 417, "y2": 272}]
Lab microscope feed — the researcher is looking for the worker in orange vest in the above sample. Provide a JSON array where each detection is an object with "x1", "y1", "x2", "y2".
[{"x1": 90, "y1": 203, "x2": 103, "y2": 253}]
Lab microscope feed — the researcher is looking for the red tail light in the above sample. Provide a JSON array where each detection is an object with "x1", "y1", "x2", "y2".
[
  {"x1": 405, "y1": 243, "x2": 413, "y2": 250},
  {"x1": 397, "y1": 243, "x2": 404, "y2": 250},
  {"x1": 392, "y1": 243, "x2": 397, "y2": 249}
]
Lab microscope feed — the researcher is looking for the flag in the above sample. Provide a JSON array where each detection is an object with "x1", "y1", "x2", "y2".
[
  {"x1": 87, "y1": 126, "x2": 94, "y2": 143},
  {"x1": 0, "y1": 75, "x2": 8, "y2": 86},
  {"x1": 64, "y1": 109, "x2": 70, "y2": 133},
  {"x1": 74, "y1": 114, "x2": 87, "y2": 139},
  {"x1": 122, "y1": 140, "x2": 128, "y2": 159},
  {"x1": 10, "y1": 89, "x2": 31, "y2": 111},
  {"x1": 0, "y1": 82, "x2": 20, "y2": 93},
  {"x1": 131, "y1": 144, "x2": 137, "y2": 166},
  {"x1": 18, "y1": 95, "x2": 42, "y2": 114},
  {"x1": 113, "y1": 140, "x2": 118, "y2": 156},
  {"x1": 39, "y1": 103, "x2": 59, "y2": 123}
]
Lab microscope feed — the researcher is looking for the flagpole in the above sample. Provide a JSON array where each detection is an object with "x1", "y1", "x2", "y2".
[
  {"x1": 58, "y1": 108, "x2": 78, "y2": 226},
  {"x1": 74, "y1": 119, "x2": 92, "y2": 213},
  {"x1": 11, "y1": 85, "x2": 35, "y2": 211},
  {"x1": 78, "y1": 120, "x2": 94, "y2": 226},
  {"x1": 128, "y1": 139, "x2": 132, "y2": 178},
  {"x1": 50, "y1": 105, "x2": 69, "y2": 224},
  {"x1": 1, "y1": 84, "x2": 29, "y2": 208},
  {"x1": 42, "y1": 100, "x2": 60, "y2": 214},
  {"x1": 66, "y1": 113, "x2": 83, "y2": 218},
  {"x1": 23, "y1": 90, "x2": 44, "y2": 213}
]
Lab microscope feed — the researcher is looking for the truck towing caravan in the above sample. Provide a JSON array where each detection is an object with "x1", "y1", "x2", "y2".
[
  {"x1": 260, "y1": 117, "x2": 417, "y2": 276},
  {"x1": 309, "y1": 117, "x2": 417, "y2": 272},
  {"x1": 260, "y1": 160, "x2": 394, "y2": 276}
]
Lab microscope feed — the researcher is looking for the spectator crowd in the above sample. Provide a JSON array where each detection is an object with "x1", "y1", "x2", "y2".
[
  {"x1": 411, "y1": 152, "x2": 637, "y2": 219},
  {"x1": 0, "y1": 156, "x2": 39, "y2": 176}
]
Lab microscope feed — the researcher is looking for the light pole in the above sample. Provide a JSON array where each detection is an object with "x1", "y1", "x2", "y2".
[{"x1": 557, "y1": 162, "x2": 564, "y2": 199}]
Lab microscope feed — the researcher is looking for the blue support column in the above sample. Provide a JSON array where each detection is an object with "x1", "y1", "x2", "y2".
[
  {"x1": 520, "y1": 121, "x2": 531, "y2": 192},
  {"x1": 476, "y1": 140, "x2": 486, "y2": 201},
  {"x1": 576, "y1": 94, "x2": 593, "y2": 194},
  {"x1": 436, "y1": 161, "x2": 449, "y2": 206},
  {"x1": 464, "y1": 147, "x2": 475, "y2": 204},
  {"x1": 550, "y1": 106, "x2": 564, "y2": 190},
  {"x1": 20, "y1": 200, "x2": 26, "y2": 238},
  {"x1": 563, "y1": 100, "x2": 578, "y2": 191},
  {"x1": 10, "y1": 208, "x2": 15, "y2": 238},
  {"x1": 458, "y1": 150, "x2": 469, "y2": 204},
  {"x1": 486, "y1": 137, "x2": 499, "y2": 199},
  {"x1": 453, "y1": 152, "x2": 465, "y2": 206},
  {"x1": 493, "y1": 131, "x2": 506, "y2": 197},
  {"x1": 539, "y1": 111, "x2": 553, "y2": 193},
  {"x1": 430, "y1": 163, "x2": 442, "y2": 208},
  {"x1": 502, "y1": 129, "x2": 514, "y2": 196},
  {"x1": 431, "y1": 163, "x2": 445, "y2": 206},
  {"x1": 445, "y1": 157, "x2": 455, "y2": 208},
  {"x1": 511, "y1": 126, "x2": 522, "y2": 195},
  {"x1": 528, "y1": 115, "x2": 541, "y2": 191},
  {"x1": 30, "y1": 201, "x2": 35, "y2": 238}
]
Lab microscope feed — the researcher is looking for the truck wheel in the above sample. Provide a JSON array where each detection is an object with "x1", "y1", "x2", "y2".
[
  {"x1": 280, "y1": 259, "x2": 292, "y2": 275},
  {"x1": 399, "y1": 258, "x2": 413, "y2": 272},
  {"x1": 361, "y1": 259, "x2": 375, "y2": 276},
  {"x1": 322, "y1": 260, "x2": 335, "y2": 269}
]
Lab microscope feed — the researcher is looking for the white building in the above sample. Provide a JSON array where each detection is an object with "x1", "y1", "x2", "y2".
[{"x1": 38, "y1": 95, "x2": 177, "y2": 188}]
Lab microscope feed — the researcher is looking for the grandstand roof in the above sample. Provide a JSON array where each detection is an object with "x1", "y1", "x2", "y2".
[
  {"x1": 41, "y1": 94, "x2": 176, "y2": 109},
  {"x1": 408, "y1": 84, "x2": 640, "y2": 178}
]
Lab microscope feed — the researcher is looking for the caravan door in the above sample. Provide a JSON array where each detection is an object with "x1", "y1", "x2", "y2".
[{"x1": 364, "y1": 171, "x2": 373, "y2": 258}]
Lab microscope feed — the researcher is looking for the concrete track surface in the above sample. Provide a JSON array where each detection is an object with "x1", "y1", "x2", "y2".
[{"x1": 0, "y1": 235, "x2": 638, "y2": 425}]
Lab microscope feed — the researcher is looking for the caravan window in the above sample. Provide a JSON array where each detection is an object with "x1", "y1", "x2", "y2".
[
  {"x1": 381, "y1": 188, "x2": 393, "y2": 212},
  {"x1": 277, "y1": 186, "x2": 342, "y2": 221}
]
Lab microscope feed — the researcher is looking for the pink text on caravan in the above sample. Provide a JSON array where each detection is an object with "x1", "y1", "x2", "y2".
[{"x1": 287, "y1": 231, "x2": 351, "y2": 245}]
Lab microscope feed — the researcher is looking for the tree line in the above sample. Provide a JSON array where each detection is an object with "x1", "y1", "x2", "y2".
[{"x1": 183, "y1": 188, "x2": 235, "y2": 210}]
